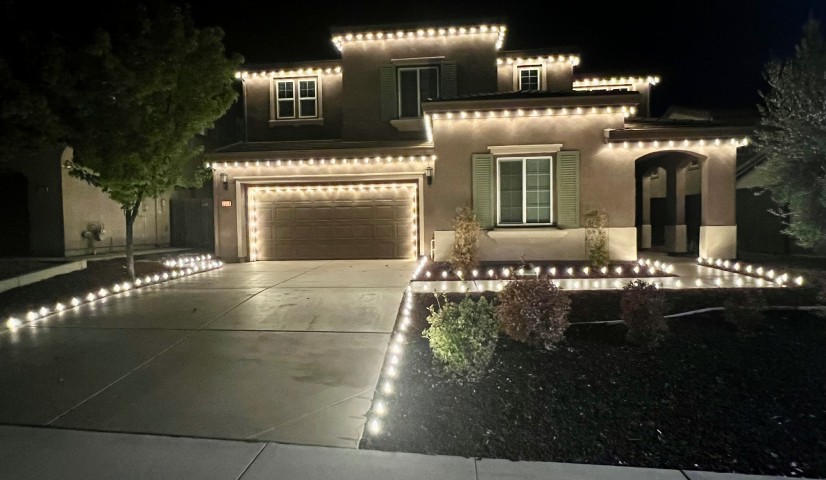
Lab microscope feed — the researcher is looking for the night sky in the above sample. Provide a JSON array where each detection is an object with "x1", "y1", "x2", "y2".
[
  {"x1": 7, "y1": 0, "x2": 826, "y2": 117},
  {"x1": 184, "y1": 0, "x2": 825, "y2": 117}
]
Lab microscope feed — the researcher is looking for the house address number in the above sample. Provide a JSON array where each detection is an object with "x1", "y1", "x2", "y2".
[{"x1": 221, "y1": 200, "x2": 232, "y2": 207}]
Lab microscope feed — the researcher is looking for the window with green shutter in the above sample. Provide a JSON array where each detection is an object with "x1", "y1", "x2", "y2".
[
  {"x1": 472, "y1": 154, "x2": 495, "y2": 228},
  {"x1": 495, "y1": 157, "x2": 553, "y2": 225},
  {"x1": 556, "y1": 151, "x2": 580, "y2": 228}
]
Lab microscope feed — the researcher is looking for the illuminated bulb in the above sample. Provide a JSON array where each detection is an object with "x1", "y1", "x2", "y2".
[
  {"x1": 745, "y1": 265, "x2": 753, "y2": 274},
  {"x1": 55, "y1": 302, "x2": 65, "y2": 312},
  {"x1": 425, "y1": 271, "x2": 431, "y2": 278},
  {"x1": 675, "y1": 280, "x2": 682, "y2": 288},
  {"x1": 534, "y1": 266, "x2": 541, "y2": 274},
  {"x1": 113, "y1": 285, "x2": 121, "y2": 293},
  {"x1": 26, "y1": 311, "x2": 39, "y2": 321},
  {"x1": 390, "y1": 343, "x2": 401, "y2": 354},
  {"x1": 6, "y1": 317, "x2": 22, "y2": 328},
  {"x1": 488, "y1": 269, "x2": 495, "y2": 277},
  {"x1": 582, "y1": 267, "x2": 590, "y2": 275},
  {"x1": 71, "y1": 297, "x2": 81, "y2": 307},
  {"x1": 695, "y1": 279, "x2": 703, "y2": 287},
  {"x1": 794, "y1": 276, "x2": 804, "y2": 286},
  {"x1": 733, "y1": 263, "x2": 741, "y2": 271},
  {"x1": 735, "y1": 278, "x2": 744, "y2": 287},
  {"x1": 86, "y1": 293, "x2": 96, "y2": 302},
  {"x1": 135, "y1": 279, "x2": 142, "y2": 286},
  {"x1": 756, "y1": 278, "x2": 764, "y2": 287},
  {"x1": 38, "y1": 306, "x2": 49, "y2": 316},
  {"x1": 548, "y1": 267, "x2": 557, "y2": 276},
  {"x1": 98, "y1": 288, "x2": 108, "y2": 297},
  {"x1": 615, "y1": 266, "x2": 623, "y2": 275},
  {"x1": 648, "y1": 267, "x2": 656, "y2": 275},
  {"x1": 766, "y1": 269, "x2": 775, "y2": 279},
  {"x1": 633, "y1": 266, "x2": 640, "y2": 274},
  {"x1": 382, "y1": 381, "x2": 393, "y2": 394},
  {"x1": 566, "y1": 267, "x2": 573, "y2": 275},
  {"x1": 502, "y1": 268, "x2": 510, "y2": 277},
  {"x1": 472, "y1": 269, "x2": 479, "y2": 277},
  {"x1": 756, "y1": 267, "x2": 764, "y2": 275},
  {"x1": 368, "y1": 419, "x2": 382, "y2": 435},
  {"x1": 394, "y1": 333, "x2": 405, "y2": 344},
  {"x1": 441, "y1": 271, "x2": 448, "y2": 279},
  {"x1": 460, "y1": 285, "x2": 467, "y2": 293},
  {"x1": 697, "y1": 257, "x2": 703, "y2": 264},
  {"x1": 386, "y1": 366, "x2": 398, "y2": 378},
  {"x1": 714, "y1": 278, "x2": 723, "y2": 287},
  {"x1": 600, "y1": 266, "x2": 607, "y2": 275},
  {"x1": 374, "y1": 400, "x2": 387, "y2": 416},
  {"x1": 723, "y1": 260, "x2": 730, "y2": 269},
  {"x1": 518, "y1": 268, "x2": 525, "y2": 275}
]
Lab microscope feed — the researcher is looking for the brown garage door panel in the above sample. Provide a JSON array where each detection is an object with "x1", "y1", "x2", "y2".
[{"x1": 252, "y1": 186, "x2": 416, "y2": 260}]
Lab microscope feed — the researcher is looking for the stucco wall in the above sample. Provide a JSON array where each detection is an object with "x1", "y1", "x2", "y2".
[
  {"x1": 4, "y1": 146, "x2": 66, "y2": 256},
  {"x1": 61, "y1": 149, "x2": 170, "y2": 256},
  {"x1": 243, "y1": 71, "x2": 343, "y2": 142},
  {"x1": 496, "y1": 62, "x2": 574, "y2": 92},
  {"x1": 340, "y1": 35, "x2": 499, "y2": 141},
  {"x1": 424, "y1": 112, "x2": 632, "y2": 246}
]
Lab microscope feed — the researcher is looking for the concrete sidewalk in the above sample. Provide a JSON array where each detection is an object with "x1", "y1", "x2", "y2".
[{"x1": 0, "y1": 425, "x2": 809, "y2": 480}]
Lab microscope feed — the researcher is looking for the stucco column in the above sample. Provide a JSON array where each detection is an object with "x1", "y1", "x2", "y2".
[
  {"x1": 664, "y1": 165, "x2": 687, "y2": 253},
  {"x1": 639, "y1": 175, "x2": 651, "y2": 249},
  {"x1": 700, "y1": 149, "x2": 737, "y2": 259}
]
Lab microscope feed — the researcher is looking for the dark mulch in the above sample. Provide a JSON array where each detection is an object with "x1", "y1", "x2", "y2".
[
  {"x1": 361, "y1": 305, "x2": 826, "y2": 477},
  {"x1": 0, "y1": 254, "x2": 195, "y2": 320}
]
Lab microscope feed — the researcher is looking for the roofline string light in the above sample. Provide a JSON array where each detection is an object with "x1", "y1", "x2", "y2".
[
  {"x1": 608, "y1": 138, "x2": 749, "y2": 149},
  {"x1": 4, "y1": 256, "x2": 224, "y2": 331},
  {"x1": 205, "y1": 154, "x2": 436, "y2": 170},
  {"x1": 236, "y1": 66, "x2": 341, "y2": 79},
  {"x1": 497, "y1": 55, "x2": 580, "y2": 66},
  {"x1": 248, "y1": 183, "x2": 419, "y2": 262},
  {"x1": 573, "y1": 76, "x2": 661, "y2": 89},
  {"x1": 333, "y1": 24, "x2": 508, "y2": 51},
  {"x1": 427, "y1": 105, "x2": 637, "y2": 120}
]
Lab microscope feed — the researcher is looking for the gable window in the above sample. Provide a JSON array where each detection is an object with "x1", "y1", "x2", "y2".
[
  {"x1": 398, "y1": 66, "x2": 439, "y2": 118},
  {"x1": 497, "y1": 157, "x2": 553, "y2": 225},
  {"x1": 275, "y1": 78, "x2": 318, "y2": 119},
  {"x1": 518, "y1": 66, "x2": 541, "y2": 91}
]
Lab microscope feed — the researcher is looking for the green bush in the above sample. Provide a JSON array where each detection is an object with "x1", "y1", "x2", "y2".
[
  {"x1": 423, "y1": 295, "x2": 498, "y2": 381},
  {"x1": 724, "y1": 291, "x2": 766, "y2": 337},
  {"x1": 621, "y1": 280, "x2": 668, "y2": 347},
  {"x1": 449, "y1": 207, "x2": 481, "y2": 276},
  {"x1": 496, "y1": 279, "x2": 571, "y2": 349}
]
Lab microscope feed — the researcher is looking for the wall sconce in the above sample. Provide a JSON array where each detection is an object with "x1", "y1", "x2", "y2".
[
  {"x1": 425, "y1": 166, "x2": 433, "y2": 186},
  {"x1": 219, "y1": 172, "x2": 228, "y2": 190}
]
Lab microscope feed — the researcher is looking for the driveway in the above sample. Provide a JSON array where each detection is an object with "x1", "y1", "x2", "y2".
[{"x1": 0, "y1": 260, "x2": 414, "y2": 448}]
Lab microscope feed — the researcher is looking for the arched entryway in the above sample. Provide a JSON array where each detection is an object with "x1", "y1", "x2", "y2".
[
  {"x1": 635, "y1": 151, "x2": 704, "y2": 255},
  {"x1": 0, "y1": 169, "x2": 30, "y2": 256}
]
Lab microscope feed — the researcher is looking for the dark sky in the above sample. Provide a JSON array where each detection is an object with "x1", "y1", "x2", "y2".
[
  {"x1": 6, "y1": 0, "x2": 825, "y2": 117},
  {"x1": 183, "y1": 0, "x2": 825, "y2": 117}
]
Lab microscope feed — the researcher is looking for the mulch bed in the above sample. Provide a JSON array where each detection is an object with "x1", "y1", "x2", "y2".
[
  {"x1": 0, "y1": 254, "x2": 193, "y2": 321},
  {"x1": 361, "y1": 299, "x2": 826, "y2": 477}
]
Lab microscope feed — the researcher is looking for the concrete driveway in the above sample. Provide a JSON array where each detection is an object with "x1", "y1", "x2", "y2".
[{"x1": 0, "y1": 260, "x2": 414, "y2": 448}]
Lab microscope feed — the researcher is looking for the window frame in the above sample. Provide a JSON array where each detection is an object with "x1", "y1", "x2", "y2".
[
  {"x1": 271, "y1": 76, "x2": 321, "y2": 122},
  {"x1": 517, "y1": 65, "x2": 542, "y2": 91},
  {"x1": 397, "y1": 65, "x2": 440, "y2": 119},
  {"x1": 496, "y1": 156, "x2": 554, "y2": 226}
]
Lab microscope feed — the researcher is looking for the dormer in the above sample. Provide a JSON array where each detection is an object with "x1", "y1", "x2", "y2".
[
  {"x1": 332, "y1": 22, "x2": 506, "y2": 141},
  {"x1": 497, "y1": 49, "x2": 581, "y2": 93}
]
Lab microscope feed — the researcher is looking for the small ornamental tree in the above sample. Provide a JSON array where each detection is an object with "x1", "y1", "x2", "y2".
[
  {"x1": 620, "y1": 280, "x2": 668, "y2": 347},
  {"x1": 449, "y1": 207, "x2": 481, "y2": 276},
  {"x1": 754, "y1": 17, "x2": 826, "y2": 249},
  {"x1": 584, "y1": 208, "x2": 609, "y2": 268},
  {"x1": 52, "y1": 3, "x2": 242, "y2": 278}
]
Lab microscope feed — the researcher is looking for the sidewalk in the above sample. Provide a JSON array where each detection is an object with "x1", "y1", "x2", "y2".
[{"x1": 0, "y1": 425, "x2": 810, "y2": 480}]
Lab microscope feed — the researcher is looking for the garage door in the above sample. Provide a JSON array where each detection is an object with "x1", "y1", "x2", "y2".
[{"x1": 248, "y1": 183, "x2": 418, "y2": 260}]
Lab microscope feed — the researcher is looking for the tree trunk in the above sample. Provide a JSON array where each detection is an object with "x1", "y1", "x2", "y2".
[{"x1": 124, "y1": 200, "x2": 141, "y2": 279}]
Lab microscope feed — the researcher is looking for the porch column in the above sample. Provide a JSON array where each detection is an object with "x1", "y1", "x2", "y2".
[
  {"x1": 664, "y1": 165, "x2": 687, "y2": 253},
  {"x1": 638, "y1": 175, "x2": 652, "y2": 249},
  {"x1": 700, "y1": 149, "x2": 737, "y2": 259}
]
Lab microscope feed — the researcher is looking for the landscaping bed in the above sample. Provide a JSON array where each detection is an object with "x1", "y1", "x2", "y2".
[
  {"x1": 0, "y1": 253, "x2": 195, "y2": 320},
  {"x1": 361, "y1": 294, "x2": 826, "y2": 478}
]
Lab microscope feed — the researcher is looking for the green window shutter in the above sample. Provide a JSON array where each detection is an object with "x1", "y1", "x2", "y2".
[
  {"x1": 440, "y1": 61, "x2": 457, "y2": 98},
  {"x1": 472, "y1": 153, "x2": 495, "y2": 229},
  {"x1": 556, "y1": 151, "x2": 580, "y2": 228},
  {"x1": 379, "y1": 65, "x2": 397, "y2": 121}
]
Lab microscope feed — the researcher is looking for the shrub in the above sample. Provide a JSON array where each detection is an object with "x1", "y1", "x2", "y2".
[
  {"x1": 621, "y1": 280, "x2": 668, "y2": 347},
  {"x1": 584, "y1": 209, "x2": 609, "y2": 268},
  {"x1": 496, "y1": 279, "x2": 571, "y2": 349},
  {"x1": 724, "y1": 291, "x2": 766, "y2": 337},
  {"x1": 449, "y1": 207, "x2": 481, "y2": 275},
  {"x1": 423, "y1": 295, "x2": 498, "y2": 381}
]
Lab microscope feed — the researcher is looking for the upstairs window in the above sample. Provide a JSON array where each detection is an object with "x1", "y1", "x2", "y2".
[
  {"x1": 398, "y1": 66, "x2": 439, "y2": 118},
  {"x1": 275, "y1": 78, "x2": 318, "y2": 119},
  {"x1": 518, "y1": 66, "x2": 541, "y2": 91},
  {"x1": 497, "y1": 157, "x2": 553, "y2": 225}
]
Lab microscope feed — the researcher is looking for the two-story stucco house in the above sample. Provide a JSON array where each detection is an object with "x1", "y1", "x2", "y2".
[{"x1": 207, "y1": 21, "x2": 751, "y2": 263}]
